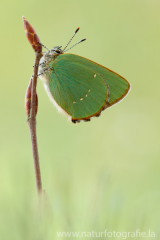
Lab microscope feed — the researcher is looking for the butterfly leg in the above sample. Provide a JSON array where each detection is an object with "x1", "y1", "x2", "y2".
[
  {"x1": 33, "y1": 54, "x2": 54, "y2": 67},
  {"x1": 32, "y1": 67, "x2": 54, "y2": 77},
  {"x1": 33, "y1": 61, "x2": 47, "y2": 67}
]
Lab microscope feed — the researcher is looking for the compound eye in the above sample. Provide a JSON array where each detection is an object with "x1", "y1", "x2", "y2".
[
  {"x1": 50, "y1": 46, "x2": 62, "y2": 54},
  {"x1": 56, "y1": 49, "x2": 61, "y2": 54}
]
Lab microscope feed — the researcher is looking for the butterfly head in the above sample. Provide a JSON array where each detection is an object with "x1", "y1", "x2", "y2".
[
  {"x1": 50, "y1": 46, "x2": 63, "y2": 55},
  {"x1": 37, "y1": 28, "x2": 86, "y2": 78},
  {"x1": 41, "y1": 46, "x2": 63, "y2": 62}
]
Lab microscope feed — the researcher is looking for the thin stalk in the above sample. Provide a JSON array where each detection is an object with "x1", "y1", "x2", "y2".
[{"x1": 27, "y1": 52, "x2": 43, "y2": 194}]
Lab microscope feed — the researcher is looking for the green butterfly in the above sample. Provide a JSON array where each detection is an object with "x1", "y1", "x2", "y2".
[{"x1": 37, "y1": 28, "x2": 130, "y2": 123}]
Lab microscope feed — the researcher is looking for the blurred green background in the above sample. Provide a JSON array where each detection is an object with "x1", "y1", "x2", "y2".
[{"x1": 0, "y1": 0, "x2": 160, "y2": 239}]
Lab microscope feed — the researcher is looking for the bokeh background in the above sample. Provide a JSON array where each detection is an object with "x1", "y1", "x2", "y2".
[{"x1": 0, "y1": 0, "x2": 160, "y2": 239}]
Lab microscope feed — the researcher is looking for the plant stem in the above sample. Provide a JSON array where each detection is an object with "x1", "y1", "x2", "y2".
[{"x1": 27, "y1": 52, "x2": 43, "y2": 194}]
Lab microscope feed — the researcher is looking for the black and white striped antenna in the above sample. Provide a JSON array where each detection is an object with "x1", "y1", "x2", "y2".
[{"x1": 63, "y1": 27, "x2": 86, "y2": 52}]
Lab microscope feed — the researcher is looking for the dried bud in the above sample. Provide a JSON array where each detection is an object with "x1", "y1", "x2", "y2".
[
  {"x1": 25, "y1": 78, "x2": 38, "y2": 117},
  {"x1": 22, "y1": 16, "x2": 42, "y2": 53}
]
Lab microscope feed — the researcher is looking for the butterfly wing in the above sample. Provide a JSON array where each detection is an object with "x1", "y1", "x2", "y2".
[
  {"x1": 45, "y1": 53, "x2": 130, "y2": 123},
  {"x1": 60, "y1": 54, "x2": 130, "y2": 108},
  {"x1": 47, "y1": 55, "x2": 109, "y2": 122}
]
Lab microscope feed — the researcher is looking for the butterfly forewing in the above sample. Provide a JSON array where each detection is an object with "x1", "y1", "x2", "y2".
[{"x1": 48, "y1": 55, "x2": 109, "y2": 120}]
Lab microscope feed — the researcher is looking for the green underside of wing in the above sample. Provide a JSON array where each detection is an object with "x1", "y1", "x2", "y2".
[
  {"x1": 56, "y1": 54, "x2": 130, "y2": 107},
  {"x1": 46, "y1": 53, "x2": 130, "y2": 120},
  {"x1": 47, "y1": 58, "x2": 109, "y2": 119}
]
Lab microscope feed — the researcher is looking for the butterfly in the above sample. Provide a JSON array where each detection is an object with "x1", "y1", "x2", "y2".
[{"x1": 37, "y1": 28, "x2": 130, "y2": 123}]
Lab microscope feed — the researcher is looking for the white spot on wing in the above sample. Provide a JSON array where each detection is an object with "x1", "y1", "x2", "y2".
[
  {"x1": 73, "y1": 101, "x2": 76, "y2": 104},
  {"x1": 85, "y1": 94, "x2": 87, "y2": 97},
  {"x1": 80, "y1": 98, "x2": 83, "y2": 101},
  {"x1": 88, "y1": 89, "x2": 90, "y2": 92},
  {"x1": 94, "y1": 74, "x2": 96, "y2": 78}
]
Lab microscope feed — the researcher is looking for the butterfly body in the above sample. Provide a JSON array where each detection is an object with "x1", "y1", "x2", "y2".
[{"x1": 38, "y1": 46, "x2": 130, "y2": 123}]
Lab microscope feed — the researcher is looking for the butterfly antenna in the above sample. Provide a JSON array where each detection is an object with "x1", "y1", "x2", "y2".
[
  {"x1": 63, "y1": 38, "x2": 86, "y2": 52},
  {"x1": 63, "y1": 27, "x2": 80, "y2": 52}
]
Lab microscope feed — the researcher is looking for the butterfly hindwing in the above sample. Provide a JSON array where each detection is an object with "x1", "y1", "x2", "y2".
[{"x1": 59, "y1": 54, "x2": 130, "y2": 108}]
